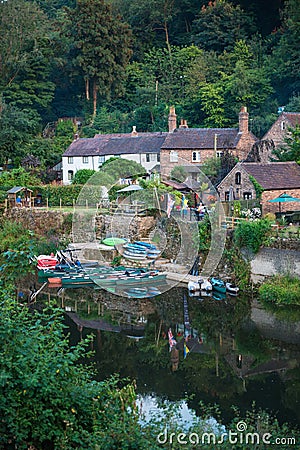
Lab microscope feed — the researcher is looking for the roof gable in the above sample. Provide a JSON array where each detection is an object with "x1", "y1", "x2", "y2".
[{"x1": 241, "y1": 162, "x2": 300, "y2": 190}]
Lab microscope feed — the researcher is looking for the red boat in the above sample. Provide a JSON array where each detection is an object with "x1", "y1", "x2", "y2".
[{"x1": 37, "y1": 254, "x2": 58, "y2": 269}]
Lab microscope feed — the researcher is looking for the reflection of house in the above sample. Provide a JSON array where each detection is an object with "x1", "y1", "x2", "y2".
[
  {"x1": 62, "y1": 129, "x2": 165, "y2": 184},
  {"x1": 263, "y1": 111, "x2": 300, "y2": 150},
  {"x1": 217, "y1": 161, "x2": 300, "y2": 214},
  {"x1": 160, "y1": 106, "x2": 257, "y2": 179}
]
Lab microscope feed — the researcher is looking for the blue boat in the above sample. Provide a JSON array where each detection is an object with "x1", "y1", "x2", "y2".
[{"x1": 210, "y1": 277, "x2": 226, "y2": 294}]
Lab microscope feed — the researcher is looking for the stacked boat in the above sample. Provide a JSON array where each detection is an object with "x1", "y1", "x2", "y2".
[{"x1": 121, "y1": 241, "x2": 161, "y2": 261}]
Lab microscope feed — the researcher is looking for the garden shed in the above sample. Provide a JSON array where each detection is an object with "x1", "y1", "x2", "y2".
[{"x1": 6, "y1": 186, "x2": 33, "y2": 208}]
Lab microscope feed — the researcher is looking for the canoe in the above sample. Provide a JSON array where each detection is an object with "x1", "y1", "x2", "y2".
[
  {"x1": 102, "y1": 237, "x2": 128, "y2": 246},
  {"x1": 133, "y1": 241, "x2": 157, "y2": 250},
  {"x1": 210, "y1": 277, "x2": 226, "y2": 294}
]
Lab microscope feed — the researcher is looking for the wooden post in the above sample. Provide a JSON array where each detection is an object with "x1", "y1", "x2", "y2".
[
  {"x1": 86, "y1": 199, "x2": 88, "y2": 209},
  {"x1": 4, "y1": 198, "x2": 7, "y2": 213},
  {"x1": 46, "y1": 198, "x2": 49, "y2": 210},
  {"x1": 60, "y1": 198, "x2": 62, "y2": 209}
]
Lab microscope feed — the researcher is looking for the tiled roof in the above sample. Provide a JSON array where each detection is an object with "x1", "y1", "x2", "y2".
[
  {"x1": 242, "y1": 162, "x2": 300, "y2": 189},
  {"x1": 282, "y1": 112, "x2": 300, "y2": 127},
  {"x1": 161, "y1": 128, "x2": 241, "y2": 149},
  {"x1": 63, "y1": 133, "x2": 167, "y2": 157}
]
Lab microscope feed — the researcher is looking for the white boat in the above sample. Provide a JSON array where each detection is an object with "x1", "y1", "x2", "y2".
[
  {"x1": 199, "y1": 279, "x2": 212, "y2": 292},
  {"x1": 188, "y1": 281, "x2": 199, "y2": 291},
  {"x1": 188, "y1": 278, "x2": 212, "y2": 292},
  {"x1": 226, "y1": 282, "x2": 239, "y2": 295}
]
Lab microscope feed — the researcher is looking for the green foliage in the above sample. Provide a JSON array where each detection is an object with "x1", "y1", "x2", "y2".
[
  {"x1": 259, "y1": 275, "x2": 300, "y2": 306},
  {"x1": 66, "y1": 0, "x2": 133, "y2": 114},
  {"x1": 170, "y1": 165, "x2": 187, "y2": 182},
  {"x1": 274, "y1": 124, "x2": 300, "y2": 164},
  {"x1": 191, "y1": 1, "x2": 255, "y2": 53},
  {"x1": 0, "y1": 168, "x2": 42, "y2": 187},
  {"x1": 224, "y1": 248, "x2": 251, "y2": 293},
  {"x1": 234, "y1": 218, "x2": 272, "y2": 253},
  {"x1": 100, "y1": 158, "x2": 146, "y2": 182},
  {"x1": 194, "y1": 215, "x2": 211, "y2": 253},
  {"x1": 72, "y1": 169, "x2": 96, "y2": 185},
  {"x1": 249, "y1": 175, "x2": 264, "y2": 199},
  {"x1": 0, "y1": 290, "x2": 150, "y2": 449},
  {"x1": 0, "y1": 221, "x2": 37, "y2": 282}
]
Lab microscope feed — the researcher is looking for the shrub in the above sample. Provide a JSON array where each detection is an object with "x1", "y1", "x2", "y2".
[
  {"x1": 259, "y1": 275, "x2": 300, "y2": 306},
  {"x1": 234, "y1": 218, "x2": 272, "y2": 253}
]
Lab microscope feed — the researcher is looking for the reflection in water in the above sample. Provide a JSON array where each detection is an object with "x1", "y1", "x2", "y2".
[{"x1": 61, "y1": 285, "x2": 300, "y2": 426}]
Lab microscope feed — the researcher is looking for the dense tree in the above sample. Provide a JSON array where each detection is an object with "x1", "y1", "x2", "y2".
[
  {"x1": 66, "y1": 0, "x2": 133, "y2": 116},
  {"x1": 0, "y1": 0, "x2": 55, "y2": 114},
  {"x1": 191, "y1": 0, "x2": 256, "y2": 53},
  {"x1": 269, "y1": 0, "x2": 300, "y2": 103},
  {"x1": 274, "y1": 124, "x2": 300, "y2": 164},
  {"x1": 0, "y1": 103, "x2": 40, "y2": 167}
]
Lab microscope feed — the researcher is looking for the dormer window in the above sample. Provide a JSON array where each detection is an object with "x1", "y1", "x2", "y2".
[{"x1": 235, "y1": 172, "x2": 241, "y2": 185}]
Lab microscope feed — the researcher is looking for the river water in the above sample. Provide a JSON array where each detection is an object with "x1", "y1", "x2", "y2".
[{"x1": 57, "y1": 285, "x2": 300, "y2": 427}]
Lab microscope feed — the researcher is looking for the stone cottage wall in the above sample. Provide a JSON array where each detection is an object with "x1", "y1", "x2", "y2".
[
  {"x1": 160, "y1": 149, "x2": 215, "y2": 178},
  {"x1": 217, "y1": 165, "x2": 256, "y2": 201}
]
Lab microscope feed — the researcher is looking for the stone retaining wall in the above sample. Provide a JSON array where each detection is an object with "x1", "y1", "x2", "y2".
[{"x1": 250, "y1": 247, "x2": 300, "y2": 283}]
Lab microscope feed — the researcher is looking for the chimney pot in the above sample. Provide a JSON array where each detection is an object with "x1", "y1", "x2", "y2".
[{"x1": 131, "y1": 126, "x2": 138, "y2": 137}]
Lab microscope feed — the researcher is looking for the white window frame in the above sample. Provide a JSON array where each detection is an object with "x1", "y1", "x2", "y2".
[
  {"x1": 98, "y1": 156, "x2": 105, "y2": 165},
  {"x1": 170, "y1": 151, "x2": 178, "y2": 162},
  {"x1": 68, "y1": 170, "x2": 74, "y2": 181},
  {"x1": 82, "y1": 156, "x2": 89, "y2": 164},
  {"x1": 192, "y1": 151, "x2": 201, "y2": 162},
  {"x1": 68, "y1": 156, "x2": 73, "y2": 164}
]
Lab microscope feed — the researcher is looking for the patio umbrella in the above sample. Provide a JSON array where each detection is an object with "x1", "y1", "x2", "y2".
[
  {"x1": 117, "y1": 184, "x2": 143, "y2": 204},
  {"x1": 116, "y1": 185, "x2": 143, "y2": 193},
  {"x1": 268, "y1": 192, "x2": 300, "y2": 212}
]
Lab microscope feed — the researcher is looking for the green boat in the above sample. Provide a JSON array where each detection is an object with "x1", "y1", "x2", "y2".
[
  {"x1": 90, "y1": 272, "x2": 166, "y2": 288},
  {"x1": 101, "y1": 237, "x2": 128, "y2": 246}
]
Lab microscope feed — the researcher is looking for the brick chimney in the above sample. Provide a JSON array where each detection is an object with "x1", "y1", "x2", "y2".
[
  {"x1": 179, "y1": 119, "x2": 188, "y2": 128},
  {"x1": 168, "y1": 106, "x2": 177, "y2": 132},
  {"x1": 131, "y1": 125, "x2": 138, "y2": 137},
  {"x1": 239, "y1": 106, "x2": 249, "y2": 133}
]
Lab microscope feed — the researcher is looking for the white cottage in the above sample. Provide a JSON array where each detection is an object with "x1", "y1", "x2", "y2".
[{"x1": 62, "y1": 128, "x2": 166, "y2": 184}]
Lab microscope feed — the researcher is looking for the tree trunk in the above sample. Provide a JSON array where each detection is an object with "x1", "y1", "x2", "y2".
[
  {"x1": 92, "y1": 79, "x2": 97, "y2": 117},
  {"x1": 85, "y1": 78, "x2": 90, "y2": 100}
]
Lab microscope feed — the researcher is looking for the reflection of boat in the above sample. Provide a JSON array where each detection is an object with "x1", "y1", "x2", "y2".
[
  {"x1": 226, "y1": 282, "x2": 239, "y2": 295},
  {"x1": 212, "y1": 291, "x2": 227, "y2": 301},
  {"x1": 210, "y1": 277, "x2": 226, "y2": 294}
]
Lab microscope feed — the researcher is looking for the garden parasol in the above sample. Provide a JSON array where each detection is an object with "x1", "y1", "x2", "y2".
[
  {"x1": 117, "y1": 184, "x2": 143, "y2": 204},
  {"x1": 268, "y1": 192, "x2": 300, "y2": 212}
]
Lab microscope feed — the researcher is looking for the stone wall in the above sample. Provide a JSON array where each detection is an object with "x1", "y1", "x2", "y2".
[
  {"x1": 250, "y1": 247, "x2": 300, "y2": 283},
  {"x1": 4, "y1": 208, "x2": 156, "y2": 245},
  {"x1": 261, "y1": 188, "x2": 300, "y2": 214},
  {"x1": 5, "y1": 208, "x2": 72, "y2": 237},
  {"x1": 217, "y1": 164, "x2": 255, "y2": 201}
]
